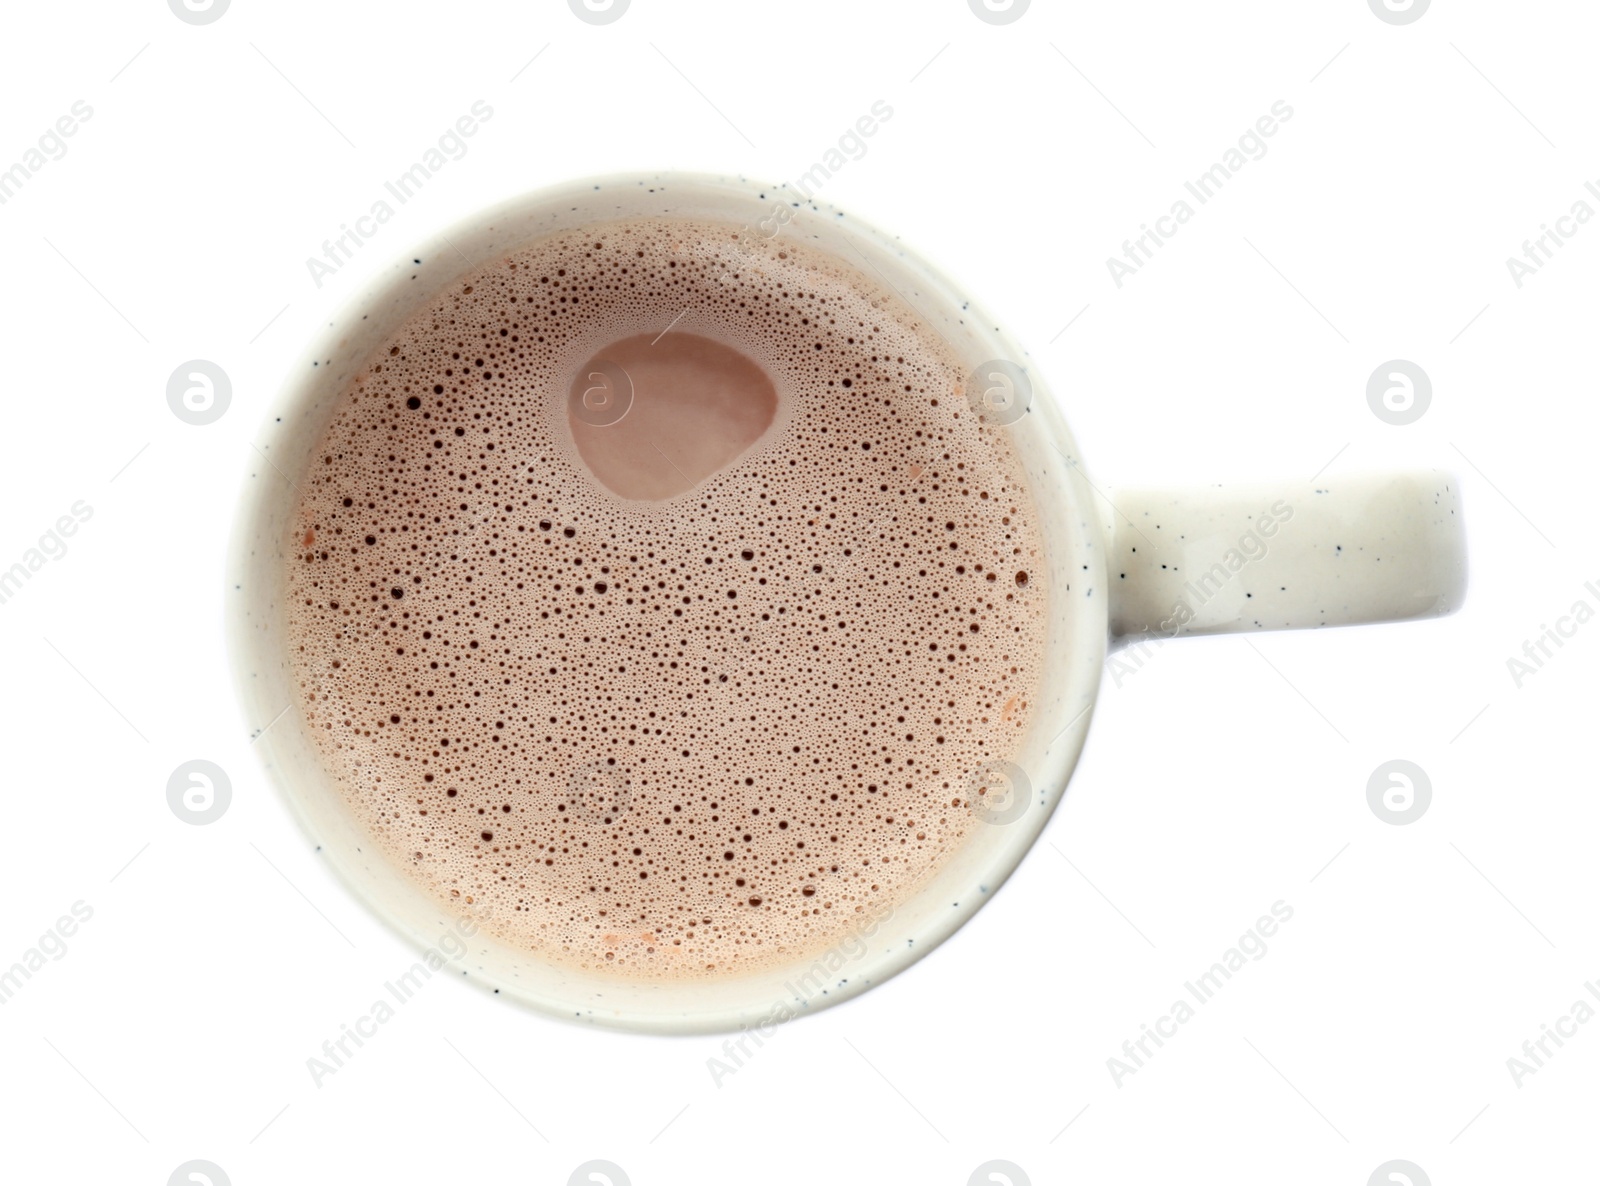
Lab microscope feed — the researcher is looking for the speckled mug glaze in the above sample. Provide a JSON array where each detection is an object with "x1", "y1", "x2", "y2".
[{"x1": 228, "y1": 172, "x2": 1466, "y2": 1034}]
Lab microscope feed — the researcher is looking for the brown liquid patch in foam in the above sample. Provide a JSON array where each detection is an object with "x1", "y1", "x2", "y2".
[
  {"x1": 284, "y1": 216, "x2": 1048, "y2": 980},
  {"x1": 568, "y1": 331, "x2": 778, "y2": 500}
]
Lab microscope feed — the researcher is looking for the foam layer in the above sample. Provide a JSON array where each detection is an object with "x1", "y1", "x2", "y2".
[{"x1": 283, "y1": 215, "x2": 1048, "y2": 980}]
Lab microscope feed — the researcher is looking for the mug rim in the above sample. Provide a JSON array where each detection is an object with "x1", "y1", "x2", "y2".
[{"x1": 226, "y1": 169, "x2": 1109, "y2": 1033}]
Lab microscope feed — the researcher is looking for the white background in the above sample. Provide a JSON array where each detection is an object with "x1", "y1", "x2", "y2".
[{"x1": 0, "y1": 1, "x2": 1594, "y2": 1183}]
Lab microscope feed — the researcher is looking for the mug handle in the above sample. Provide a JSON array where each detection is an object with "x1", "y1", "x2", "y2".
[{"x1": 1101, "y1": 470, "x2": 1466, "y2": 643}]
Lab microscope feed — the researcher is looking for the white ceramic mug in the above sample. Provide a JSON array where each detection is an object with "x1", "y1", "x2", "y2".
[{"x1": 228, "y1": 172, "x2": 1466, "y2": 1033}]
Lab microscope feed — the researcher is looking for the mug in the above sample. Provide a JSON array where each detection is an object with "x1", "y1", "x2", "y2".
[{"x1": 228, "y1": 172, "x2": 1466, "y2": 1033}]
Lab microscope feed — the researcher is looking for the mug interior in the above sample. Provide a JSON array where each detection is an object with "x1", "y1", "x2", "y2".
[{"x1": 227, "y1": 172, "x2": 1107, "y2": 1033}]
